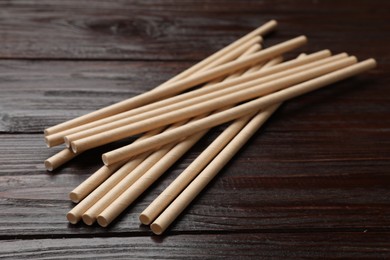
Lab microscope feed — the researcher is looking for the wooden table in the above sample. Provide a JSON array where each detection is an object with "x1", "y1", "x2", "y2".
[{"x1": 1, "y1": 0, "x2": 389, "y2": 258}]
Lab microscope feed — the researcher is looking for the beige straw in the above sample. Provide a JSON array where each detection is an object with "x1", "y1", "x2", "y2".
[
  {"x1": 66, "y1": 150, "x2": 153, "y2": 224},
  {"x1": 139, "y1": 56, "x2": 283, "y2": 225},
  {"x1": 89, "y1": 46, "x2": 261, "y2": 226},
  {"x1": 49, "y1": 35, "x2": 306, "y2": 138},
  {"x1": 68, "y1": 126, "x2": 164, "y2": 203},
  {"x1": 68, "y1": 39, "x2": 262, "y2": 223},
  {"x1": 139, "y1": 114, "x2": 255, "y2": 225},
  {"x1": 70, "y1": 56, "x2": 355, "y2": 155},
  {"x1": 44, "y1": 50, "x2": 329, "y2": 147},
  {"x1": 150, "y1": 104, "x2": 280, "y2": 235},
  {"x1": 45, "y1": 21, "x2": 277, "y2": 136},
  {"x1": 44, "y1": 148, "x2": 78, "y2": 171},
  {"x1": 69, "y1": 161, "x2": 124, "y2": 203},
  {"x1": 97, "y1": 129, "x2": 209, "y2": 227},
  {"x1": 62, "y1": 53, "x2": 345, "y2": 147},
  {"x1": 81, "y1": 44, "x2": 260, "y2": 225},
  {"x1": 44, "y1": 42, "x2": 262, "y2": 148},
  {"x1": 81, "y1": 119, "x2": 189, "y2": 225},
  {"x1": 82, "y1": 141, "x2": 178, "y2": 225},
  {"x1": 101, "y1": 58, "x2": 375, "y2": 165},
  {"x1": 150, "y1": 58, "x2": 377, "y2": 235}
]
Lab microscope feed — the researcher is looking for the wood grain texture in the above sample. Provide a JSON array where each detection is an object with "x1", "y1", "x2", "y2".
[
  {"x1": 1, "y1": 233, "x2": 390, "y2": 259},
  {"x1": 0, "y1": 0, "x2": 389, "y2": 257},
  {"x1": 0, "y1": 60, "x2": 188, "y2": 133},
  {"x1": 0, "y1": 131, "x2": 389, "y2": 237},
  {"x1": 0, "y1": 0, "x2": 388, "y2": 60}
]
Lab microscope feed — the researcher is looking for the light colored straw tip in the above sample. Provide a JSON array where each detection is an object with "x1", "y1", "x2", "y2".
[
  {"x1": 97, "y1": 216, "x2": 109, "y2": 227},
  {"x1": 150, "y1": 223, "x2": 164, "y2": 235},
  {"x1": 43, "y1": 129, "x2": 49, "y2": 136},
  {"x1": 44, "y1": 160, "x2": 53, "y2": 171},
  {"x1": 299, "y1": 35, "x2": 308, "y2": 43},
  {"x1": 367, "y1": 58, "x2": 377, "y2": 68},
  {"x1": 69, "y1": 192, "x2": 80, "y2": 203},
  {"x1": 70, "y1": 142, "x2": 78, "y2": 153},
  {"x1": 101, "y1": 155, "x2": 109, "y2": 166},
  {"x1": 253, "y1": 35, "x2": 262, "y2": 42},
  {"x1": 139, "y1": 214, "x2": 152, "y2": 225},
  {"x1": 350, "y1": 56, "x2": 358, "y2": 63},
  {"x1": 66, "y1": 212, "x2": 79, "y2": 224},
  {"x1": 44, "y1": 137, "x2": 51, "y2": 148},
  {"x1": 82, "y1": 214, "x2": 96, "y2": 226},
  {"x1": 64, "y1": 137, "x2": 71, "y2": 148},
  {"x1": 268, "y1": 20, "x2": 278, "y2": 27}
]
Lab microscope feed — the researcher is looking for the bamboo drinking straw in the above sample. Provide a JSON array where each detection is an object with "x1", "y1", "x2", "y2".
[
  {"x1": 71, "y1": 56, "x2": 355, "y2": 155},
  {"x1": 67, "y1": 150, "x2": 154, "y2": 224},
  {"x1": 97, "y1": 129, "x2": 209, "y2": 227},
  {"x1": 44, "y1": 44, "x2": 262, "y2": 148},
  {"x1": 98, "y1": 54, "x2": 272, "y2": 227},
  {"x1": 44, "y1": 50, "x2": 329, "y2": 147},
  {"x1": 68, "y1": 38, "x2": 262, "y2": 223},
  {"x1": 61, "y1": 45, "x2": 263, "y2": 148},
  {"x1": 139, "y1": 56, "x2": 283, "y2": 225},
  {"x1": 82, "y1": 140, "x2": 178, "y2": 225},
  {"x1": 81, "y1": 119, "x2": 190, "y2": 225},
  {"x1": 44, "y1": 148, "x2": 78, "y2": 171},
  {"x1": 150, "y1": 58, "x2": 377, "y2": 235},
  {"x1": 150, "y1": 104, "x2": 280, "y2": 235},
  {"x1": 140, "y1": 116, "x2": 256, "y2": 225},
  {"x1": 68, "y1": 126, "x2": 165, "y2": 203},
  {"x1": 69, "y1": 161, "x2": 123, "y2": 203},
  {"x1": 91, "y1": 47, "x2": 258, "y2": 225},
  {"x1": 45, "y1": 20, "x2": 277, "y2": 136},
  {"x1": 63, "y1": 53, "x2": 346, "y2": 147},
  {"x1": 81, "y1": 45, "x2": 260, "y2": 225},
  {"x1": 101, "y1": 58, "x2": 375, "y2": 165}
]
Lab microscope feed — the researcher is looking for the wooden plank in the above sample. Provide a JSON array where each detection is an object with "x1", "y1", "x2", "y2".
[
  {"x1": 1, "y1": 233, "x2": 390, "y2": 258},
  {"x1": 0, "y1": 0, "x2": 388, "y2": 60},
  {"x1": 0, "y1": 132, "x2": 389, "y2": 236}
]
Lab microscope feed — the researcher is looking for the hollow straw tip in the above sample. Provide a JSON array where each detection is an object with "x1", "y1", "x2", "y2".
[
  {"x1": 70, "y1": 142, "x2": 78, "y2": 153},
  {"x1": 150, "y1": 223, "x2": 164, "y2": 235},
  {"x1": 66, "y1": 212, "x2": 80, "y2": 225},
  {"x1": 64, "y1": 136, "x2": 72, "y2": 148},
  {"x1": 69, "y1": 192, "x2": 81, "y2": 203},
  {"x1": 97, "y1": 216, "x2": 109, "y2": 227},
  {"x1": 139, "y1": 213, "x2": 152, "y2": 225},
  {"x1": 101, "y1": 154, "x2": 110, "y2": 166},
  {"x1": 44, "y1": 160, "x2": 53, "y2": 171},
  {"x1": 82, "y1": 214, "x2": 96, "y2": 226},
  {"x1": 44, "y1": 136, "x2": 51, "y2": 148}
]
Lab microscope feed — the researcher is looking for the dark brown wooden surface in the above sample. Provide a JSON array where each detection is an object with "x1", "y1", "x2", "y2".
[{"x1": 1, "y1": 0, "x2": 389, "y2": 258}]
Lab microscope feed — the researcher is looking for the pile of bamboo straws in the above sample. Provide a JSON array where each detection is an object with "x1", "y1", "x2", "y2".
[{"x1": 43, "y1": 20, "x2": 376, "y2": 234}]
